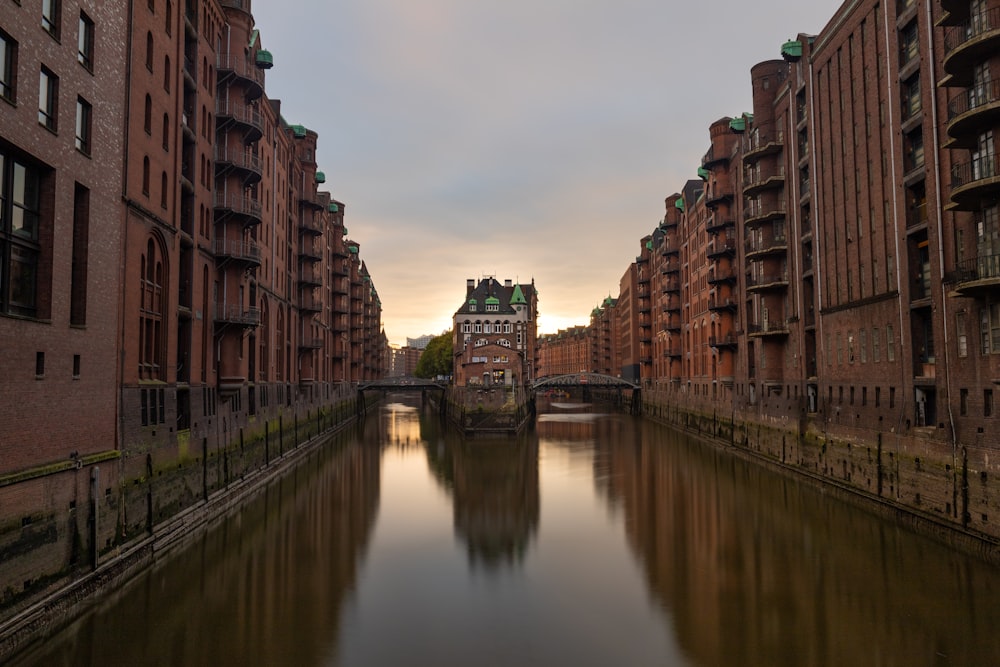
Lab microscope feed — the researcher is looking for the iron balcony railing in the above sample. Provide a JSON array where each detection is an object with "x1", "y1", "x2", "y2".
[
  {"x1": 213, "y1": 238, "x2": 261, "y2": 263},
  {"x1": 952, "y1": 253, "x2": 1000, "y2": 283},
  {"x1": 215, "y1": 304, "x2": 260, "y2": 326},
  {"x1": 215, "y1": 193, "x2": 262, "y2": 220},
  {"x1": 215, "y1": 101, "x2": 263, "y2": 133},
  {"x1": 746, "y1": 272, "x2": 790, "y2": 288},
  {"x1": 948, "y1": 79, "x2": 1000, "y2": 121},
  {"x1": 944, "y1": 7, "x2": 1000, "y2": 54},
  {"x1": 952, "y1": 153, "x2": 1000, "y2": 189}
]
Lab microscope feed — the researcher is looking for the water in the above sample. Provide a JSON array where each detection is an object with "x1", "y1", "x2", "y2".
[{"x1": 12, "y1": 395, "x2": 1000, "y2": 666}]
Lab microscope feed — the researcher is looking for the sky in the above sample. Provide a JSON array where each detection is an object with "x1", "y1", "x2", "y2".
[{"x1": 251, "y1": 1, "x2": 842, "y2": 346}]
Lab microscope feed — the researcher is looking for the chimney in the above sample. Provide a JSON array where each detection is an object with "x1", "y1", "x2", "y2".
[
  {"x1": 467, "y1": 279, "x2": 475, "y2": 296},
  {"x1": 504, "y1": 279, "x2": 512, "y2": 287}
]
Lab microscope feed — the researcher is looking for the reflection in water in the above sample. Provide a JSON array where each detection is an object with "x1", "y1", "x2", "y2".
[
  {"x1": 15, "y1": 434, "x2": 380, "y2": 667},
  {"x1": 12, "y1": 398, "x2": 1000, "y2": 666},
  {"x1": 602, "y1": 420, "x2": 1000, "y2": 667}
]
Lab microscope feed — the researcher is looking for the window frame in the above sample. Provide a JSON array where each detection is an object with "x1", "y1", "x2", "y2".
[
  {"x1": 75, "y1": 96, "x2": 92, "y2": 155},
  {"x1": 0, "y1": 151, "x2": 44, "y2": 317},
  {"x1": 78, "y1": 11, "x2": 94, "y2": 71},
  {"x1": 38, "y1": 66, "x2": 58, "y2": 131},
  {"x1": 42, "y1": 0, "x2": 61, "y2": 40},
  {"x1": 0, "y1": 30, "x2": 16, "y2": 103}
]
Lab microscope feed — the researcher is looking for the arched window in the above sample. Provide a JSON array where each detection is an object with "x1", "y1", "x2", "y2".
[
  {"x1": 144, "y1": 94, "x2": 152, "y2": 134},
  {"x1": 162, "y1": 112, "x2": 169, "y2": 150},
  {"x1": 145, "y1": 31, "x2": 154, "y2": 71},
  {"x1": 160, "y1": 171, "x2": 167, "y2": 208},
  {"x1": 142, "y1": 156, "x2": 150, "y2": 195},
  {"x1": 163, "y1": 55, "x2": 171, "y2": 91},
  {"x1": 165, "y1": 0, "x2": 173, "y2": 34},
  {"x1": 139, "y1": 237, "x2": 166, "y2": 379}
]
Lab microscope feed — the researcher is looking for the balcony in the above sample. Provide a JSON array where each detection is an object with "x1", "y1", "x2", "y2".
[
  {"x1": 742, "y1": 131, "x2": 783, "y2": 162},
  {"x1": 300, "y1": 193, "x2": 325, "y2": 210},
  {"x1": 949, "y1": 153, "x2": 1000, "y2": 211},
  {"x1": 299, "y1": 337, "x2": 324, "y2": 351},
  {"x1": 706, "y1": 216, "x2": 735, "y2": 234},
  {"x1": 299, "y1": 217, "x2": 324, "y2": 236},
  {"x1": 662, "y1": 276, "x2": 680, "y2": 293},
  {"x1": 705, "y1": 186, "x2": 734, "y2": 210},
  {"x1": 214, "y1": 147, "x2": 262, "y2": 185},
  {"x1": 744, "y1": 199, "x2": 786, "y2": 226},
  {"x1": 747, "y1": 321, "x2": 790, "y2": 337},
  {"x1": 664, "y1": 346, "x2": 683, "y2": 359},
  {"x1": 660, "y1": 240, "x2": 680, "y2": 256},
  {"x1": 660, "y1": 257, "x2": 680, "y2": 274},
  {"x1": 743, "y1": 163, "x2": 785, "y2": 197},
  {"x1": 701, "y1": 146, "x2": 730, "y2": 169},
  {"x1": 949, "y1": 253, "x2": 1000, "y2": 295},
  {"x1": 746, "y1": 271, "x2": 789, "y2": 291},
  {"x1": 706, "y1": 238, "x2": 736, "y2": 258},
  {"x1": 745, "y1": 234, "x2": 788, "y2": 258},
  {"x1": 213, "y1": 238, "x2": 261, "y2": 267},
  {"x1": 707, "y1": 266, "x2": 737, "y2": 284},
  {"x1": 299, "y1": 269, "x2": 322, "y2": 287},
  {"x1": 708, "y1": 333, "x2": 738, "y2": 348},
  {"x1": 299, "y1": 292, "x2": 323, "y2": 313},
  {"x1": 215, "y1": 304, "x2": 260, "y2": 327},
  {"x1": 664, "y1": 315, "x2": 682, "y2": 332},
  {"x1": 946, "y1": 80, "x2": 1000, "y2": 148},
  {"x1": 299, "y1": 244, "x2": 323, "y2": 263},
  {"x1": 214, "y1": 193, "x2": 262, "y2": 227},
  {"x1": 215, "y1": 102, "x2": 263, "y2": 143},
  {"x1": 216, "y1": 54, "x2": 264, "y2": 100},
  {"x1": 708, "y1": 296, "x2": 738, "y2": 311},
  {"x1": 943, "y1": 8, "x2": 1000, "y2": 87}
]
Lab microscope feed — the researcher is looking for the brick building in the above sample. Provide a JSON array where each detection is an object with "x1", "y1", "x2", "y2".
[
  {"x1": 0, "y1": 0, "x2": 385, "y2": 617},
  {"x1": 453, "y1": 277, "x2": 538, "y2": 386},
  {"x1": 537, "y1": 326, "x2": 591, "y2": 377}
]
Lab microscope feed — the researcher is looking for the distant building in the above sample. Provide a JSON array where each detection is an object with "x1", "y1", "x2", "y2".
[
  {"x1": 453, "y1": 277, "x2": 538, "y2": 386},
  {"x1": 407, "y1": 334, "x2": 436, "y2": 350},
  {"x1": 537, "y1": 326, "x2": 591, "y2": 377}
]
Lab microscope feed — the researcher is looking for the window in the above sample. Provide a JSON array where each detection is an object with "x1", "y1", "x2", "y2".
[
  {"x1": 165, "y1": 0, "x2": 173, "y2": 34},
  {"x1": 144, "y1": 94, "x2": 152, "y2": 133},
  {"x1": 957, "y1": 312, "x2": 968, "y2": 358},
  {"x1": 899, "y1": 21, "x2": 918, "y2": 66},
  {"x1": 160, "y1": 171, "x2": 167, "y2": 208},
  {"x1": 139, "y1": 237, "x2": 165, "y2": 379},
  {"x1": 162, "y1": 112, "x2": 169, "y2": 150},
  {"x1": 901, "y1": 74, "x2": 920, "y2": 120},
  {"x1": 75, "y1": 97, "x2": 91, "y2": 154},
  {"x1": 145, "y1": 31, "x2": 153, "y2": 71},
  {"x1": 904, "y1": 129, "x2": 924, "y2": 173},
  {"x1": 42, "y1": 0, "x2": 61, "y2": 39},
  {"x1": 960, "y1": 389, "x2": 968, "y2": 416},
  {"x1": 71, "y1": 183, "x2": 89, "y2": 325},
  {"x1": 986, "y1": 389, "x2": 994, "y2": 418},
  {"x1": 142, "y1": 156, "x2": 150, "y2": 195},
  {"x1": 859, "y1": 329, "x2": 867, "y2": 363},
  {"x1": 78, "y1": 12, "x2": 94, "y2": 70},
  {"x1": 38, "y1": 67, "x2": 58, "y2": 131},
  {"x1": 886, "y1": 325, "x2": 895, "y2": 361},
  {"x1": 163, "y1": 55, "x2": 170, "y2": 91},
  {"x1": 1, "y1": 30, "x2": 18, "y2": 102},
  {"x1": 0, "y1": 152, "x2": 45, "y2": 317}
]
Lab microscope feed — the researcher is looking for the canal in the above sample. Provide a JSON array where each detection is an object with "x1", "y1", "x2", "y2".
[{"x1": 11, "y1": 394, "x2": 1000, "y2": 666}]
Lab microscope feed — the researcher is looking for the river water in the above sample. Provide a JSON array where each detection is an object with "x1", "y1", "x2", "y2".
[{"x1": 12, "y1": 394, "x2": 1000, "y2": 666}]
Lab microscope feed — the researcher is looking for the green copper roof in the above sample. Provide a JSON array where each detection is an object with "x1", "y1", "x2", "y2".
[
  {"x1": 645, "y1": 240, "x2": 653, "y2": 250},
  {"x1": 510, "y1": 283, "x2": 527, "y2": 305},
  {"x1": 342, "y1": 227, "x2": 348, "y2": 234},
  {"x1": 328, "y1": 202, "x2": 339, "y2": 213},
  {"x1": 249, "y1": 29, "x2": 259, "y2": 48},
  {"x1": 290, "y1": 124, "x2": 308, "y2": 138},
  {"x1": 674, "y1": 197, "x2": 685, "y2": 211},
  {"x1": 485, "y1": 296, "x2": 500, "y2": 305},
  {"x1": 697, "y1": 166, "x2": 710, "y2": 181},
  {"x1": 348, "y1": 244, "x2": 359, "y2": 254},
  {"x1": 315, "y1": 171, "x2": 326, "y2": 183},
  {"x1": 256, "y1": 49, "x2": 273, "y2": 69},
  {"x1": 468, "y1": 298, "x2": 477, "y2": 304},
  {"x1": 781, "y1": 40, "x2": 802, "y2": 61},
  {"x1": 729, "y1": 117, "x2": 746, "y2": 133},
  {"x1": 603, "y1": 296, "x2": 614, "y2": 306}
]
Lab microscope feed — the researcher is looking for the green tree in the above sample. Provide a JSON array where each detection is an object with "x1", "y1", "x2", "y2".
[{"x1": 414, "y1": 333, "x2": 453, "y2": 379}]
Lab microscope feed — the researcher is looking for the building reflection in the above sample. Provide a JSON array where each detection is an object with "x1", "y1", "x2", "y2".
[
  {"x1": 599, "y1": 420, "x2": 1000, "y2": 667},
  {"x1": 424, "y1": 427, "x2": 539, "y2": 570},
  {"x1": 17, "y1": 435, "x2": 381, "y2": 667}
]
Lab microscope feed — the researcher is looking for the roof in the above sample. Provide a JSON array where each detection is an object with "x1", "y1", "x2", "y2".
[{"x1": 455, "y1": 277, "x2": 536, "y2": 317}]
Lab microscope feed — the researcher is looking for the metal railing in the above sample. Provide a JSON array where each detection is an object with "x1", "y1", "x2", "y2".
[
  {"x1": 948, "y1": 79, "x2": 1000, "y2": 121},
  {"x1": 944, "y1": 7, "x2": 1000, "y2": 53},
  {"x1": 952, "y1": 153, "x2": 999, "y2": 189},
  {"x1": 215, "y1": 304, "x2": 260, "y2": 326},
  {"x1": 213, "y1": 238, "x2": 261, "y2": 262}
]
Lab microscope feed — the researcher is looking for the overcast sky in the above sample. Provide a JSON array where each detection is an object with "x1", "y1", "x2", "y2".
[{"x1": 251, "y1": 0, "x2": 842, "y2": 346}]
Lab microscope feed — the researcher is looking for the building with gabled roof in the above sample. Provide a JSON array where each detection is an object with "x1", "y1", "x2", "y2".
[{"x1": 453, "y1": 277, "x2": 538, "y2": 386}]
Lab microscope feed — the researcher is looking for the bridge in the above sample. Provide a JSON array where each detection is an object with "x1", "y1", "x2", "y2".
[
  {"x1": 358, "y1": 377, "x2": 448, "y2": 391},
  {"x1": 531, "y1": 372, "x2": 640, "y2": 390}
]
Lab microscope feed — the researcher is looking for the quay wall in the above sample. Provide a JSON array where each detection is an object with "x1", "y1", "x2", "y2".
[
  {"x1": 0, "y1": 387, "x2": 375, "y2": 662},
  {"x1": 642, "y1": 388, "x2": 1000, "y2": 559}
]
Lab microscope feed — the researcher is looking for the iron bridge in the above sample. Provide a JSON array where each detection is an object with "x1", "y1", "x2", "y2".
[{"x1": 531, "y1": 373, "x2": 639, "y2": 390}]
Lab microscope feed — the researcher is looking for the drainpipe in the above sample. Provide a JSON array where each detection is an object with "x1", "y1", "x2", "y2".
[
  {"x1": 884, "y1": 6, "x2": 909, "y2": 433},
  {"x1": 924, "y1": 0, "x2": 959, "y2": 470}
]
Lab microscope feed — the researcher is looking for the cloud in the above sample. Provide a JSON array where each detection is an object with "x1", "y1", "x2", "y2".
[{"x1": 252, "y1": 0, "x2": 841, "y2": 344}]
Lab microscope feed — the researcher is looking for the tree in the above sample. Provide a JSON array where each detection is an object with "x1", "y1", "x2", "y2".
[{"x1": 414, "y1": 333, "x2": 453, "y2": 379}]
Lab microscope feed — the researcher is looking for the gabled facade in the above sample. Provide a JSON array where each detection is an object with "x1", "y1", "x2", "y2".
[{"x1": 453, "y1": 277, "x2": 538, "y2": 386}]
